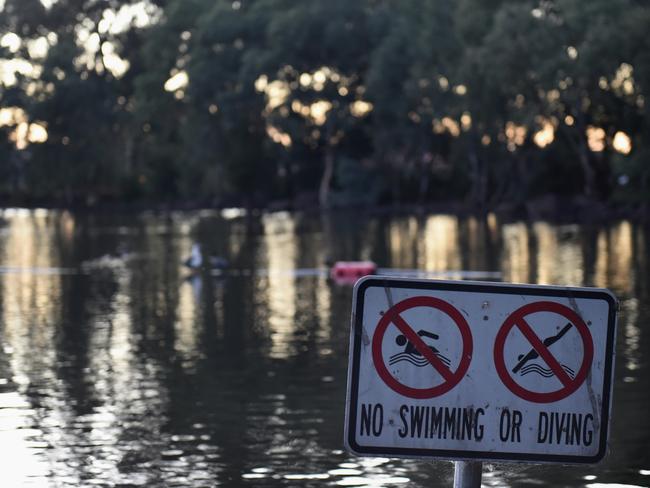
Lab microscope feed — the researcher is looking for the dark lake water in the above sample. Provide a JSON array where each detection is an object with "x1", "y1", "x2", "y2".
[{"x1": 0, "y1": 208, "x2": 648, "y2": 487}]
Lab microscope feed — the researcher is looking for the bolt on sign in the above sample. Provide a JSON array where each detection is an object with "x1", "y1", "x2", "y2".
[{"x1": 344, "y1": 277, "x2": 617, "y2": 464}]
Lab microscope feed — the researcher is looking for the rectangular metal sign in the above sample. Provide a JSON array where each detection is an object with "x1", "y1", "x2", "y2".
[{"x1": 344, "y1": 277, "x2": 617, "y2": 464}]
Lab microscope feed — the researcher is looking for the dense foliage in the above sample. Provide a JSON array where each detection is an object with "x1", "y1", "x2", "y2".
[{"x1": 1, "y1": 0, "x2": 648, "y2": 209}]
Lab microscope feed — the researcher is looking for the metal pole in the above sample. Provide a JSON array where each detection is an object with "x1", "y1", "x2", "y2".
[{"x1": 453, "y1": 461, "x2": 482, "y2": 488}]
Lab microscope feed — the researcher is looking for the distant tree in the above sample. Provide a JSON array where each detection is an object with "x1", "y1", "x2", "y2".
[
  {"x1": 0, "y1": 0, "x2": 156, "y2": 203},
  {"x1": 251, "y1": 0, "x2": 382, "y2": 207},
  {"x1": 131, "y1": 0, "x2": 204, "y2": 201},
  {"x1": 365, "y1": 0, "x2": 463, "y2": 203},
  {"x1": 467, "y1": 0, "x2": 646, "y2": 201},
  {"x1": 185, "y1": 0, "x2": 276, "y2": 205},
  {"x1": 0, "y1": 0, "x2": 648, "y2": 209}
]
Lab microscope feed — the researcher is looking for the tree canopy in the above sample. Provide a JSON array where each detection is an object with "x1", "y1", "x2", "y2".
[{"x1": 1, "y1": 0, "x2": 648, "y2": 210}]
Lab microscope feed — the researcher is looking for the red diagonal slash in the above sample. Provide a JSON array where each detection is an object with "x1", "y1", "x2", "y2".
[
  {"x1": 391, "y1": 313, "x2": 454, "y2": 382},
  {"x1": 515, "y1": 318, "x2": 573, "y2": 387}
]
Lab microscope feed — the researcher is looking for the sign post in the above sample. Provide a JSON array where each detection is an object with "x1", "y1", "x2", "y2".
[
  {"x1": 454, "y1": 461, "x2": 482, "y2": 488},
  {"x1": 344, "y1": 277, "x2": 617, "y2": 480}
]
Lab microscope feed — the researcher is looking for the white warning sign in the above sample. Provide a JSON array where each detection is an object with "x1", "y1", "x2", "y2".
[{"x1": 344, "y1": 277, "x2": 617, "y2": 464}]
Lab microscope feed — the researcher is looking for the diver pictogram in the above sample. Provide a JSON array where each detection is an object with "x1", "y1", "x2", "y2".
[
  {"x1": 494, "y1": 301, "x2": 594, "y2": 403},
  {"x1": 512, "y1": 323, "x2": 575, "y2": 379}
]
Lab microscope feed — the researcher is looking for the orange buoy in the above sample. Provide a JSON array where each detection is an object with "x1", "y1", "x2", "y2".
[{"x1": 330, "y1": 261, "x2": 377, "y2": 284}]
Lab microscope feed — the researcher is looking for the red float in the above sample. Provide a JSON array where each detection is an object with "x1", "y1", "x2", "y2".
[{"x1": 330, "y1": 261, "x2": 377, "y2": 285}]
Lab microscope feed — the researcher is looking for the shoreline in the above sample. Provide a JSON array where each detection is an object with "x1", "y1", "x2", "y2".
[{"x1": 0, "y1": 194, "x2": 647, "y2": 225}]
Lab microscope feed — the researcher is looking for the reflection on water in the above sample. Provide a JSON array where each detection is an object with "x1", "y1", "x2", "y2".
[
  {"x1": 0, "y1": 209, "x2": 649, "y2": 487},
  {"x1": 262, "y1": 212, "x2": 299, "y2": 359},
  {"x1": 423, "y1": 216, "x2": 462, "y2": 271}
]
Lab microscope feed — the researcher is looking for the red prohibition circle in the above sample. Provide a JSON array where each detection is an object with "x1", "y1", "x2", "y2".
[
  {"x1": 372, "y1": 296, "x2": 473, "y2": 399},
  {"x1": 493, "y1": 301, "x2": 594, "y2": 403}
]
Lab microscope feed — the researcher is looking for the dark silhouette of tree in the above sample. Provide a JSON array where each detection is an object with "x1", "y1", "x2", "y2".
[{"x1": 0, "y1": 0, "x2": 648, "y2": 209}]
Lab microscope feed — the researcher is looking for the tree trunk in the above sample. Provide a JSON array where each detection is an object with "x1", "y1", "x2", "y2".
[
  {"x1": 573, "y1": 113, "x2": 597, "y2": 199},
  {"x1": 468, "y1": 139, "x2": 486, "y2": 207},
  {"x1": 577, "y1": 139, "x2": 596, "y2": 199},
  {"x1": 418, "y1": 164, "x2": 430, "y2": 204},
  {"x1": 417, "y1": 151, "x2": 432, "y2": 204}
]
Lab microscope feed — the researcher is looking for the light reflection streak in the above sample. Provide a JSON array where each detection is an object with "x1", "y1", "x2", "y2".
[
  {"x1": 423, "y1": 215, "x2": 461, "y2": 272},
  {"x1": 609, "y1": 221, "x2": 633, "y2": 293},
  {"x1": 335, "y1": 476, "x2": 409, "y2": 486},
  {"x1": 533, "y1": 222, "x2": 555, "y2": 285},
  {"x1": 464, "y1": 217, "x2": 482, "y2": 270},
  {"x1": 0, "y1": 392, "x2": 49, "y2": 487},
  {"x1": 586, "y1": 484, "x2": 647, "y2": 488},
  {"x1": 315, "y1": 271, "x2": 332, "y2": 352},
  {"x1": 360, "y1": 219, "x2": 378, "y2": 263},
  {"x1": 389, "y1": 217, "x2": 419, "y2": 268},
  {"x1": 261, "y1": 213, "x2": 297, "y2": 359},
  {"x1": 533, "y1": 223, "x2": 583, "y2": 285},
  {"x1": 594, "y1": 228, "x2": 609, "y2": 288},
  {"x1": 502, "y1": 222, "x2": 530, "y2": 283},
  {"x1": 302, "y1": 226, "x2": 332, "y2": 349},
  {"x1": 0, "y1": 210, "x2": 61, "y2": 485},
  {"x1": 620, "y1": 298, "x2": 640, "y2": 378},
  {"x1": 175, "y1": 236, "x2": 200, "y2": 362},
  {"x1": 594, "y1": 222, "x2": 634, "y2": 293}
]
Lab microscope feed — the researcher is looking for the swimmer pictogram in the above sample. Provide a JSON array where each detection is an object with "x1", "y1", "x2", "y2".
[
  {"x1": 372, "y1": 295, "x2": 472, "y2": 399},
  {"x1": 389, "y1": 330, "x2": 451, "y2": 367}
]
